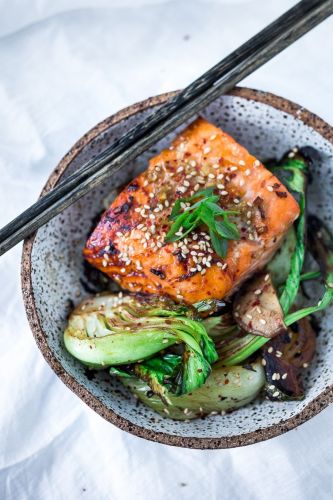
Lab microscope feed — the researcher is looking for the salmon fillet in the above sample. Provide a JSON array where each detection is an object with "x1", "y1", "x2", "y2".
[{"x1": 84, "y1": 118, "x2": 300, "y2": 305}]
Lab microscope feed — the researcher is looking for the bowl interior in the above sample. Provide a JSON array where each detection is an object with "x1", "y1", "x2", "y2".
[{"x1": 26, "y1": 91, "x2": 333, "y2": 447}]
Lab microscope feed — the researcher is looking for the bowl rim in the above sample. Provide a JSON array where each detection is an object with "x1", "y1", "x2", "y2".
[{"x1": 21, "y1": 86, "x2": 333, "y2": 449}]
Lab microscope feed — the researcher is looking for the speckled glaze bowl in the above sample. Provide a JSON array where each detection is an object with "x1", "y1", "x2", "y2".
[{"x1": 22, "y1": 87, "x2": 333, "y2": 449}]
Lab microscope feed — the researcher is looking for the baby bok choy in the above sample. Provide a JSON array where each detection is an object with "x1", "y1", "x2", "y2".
[
  {"x1": 64, "y1": 293, "x2": 218, "y2": 398},
  {"x1": 117, "y1": 361, "x2": 265, "y2": 420}
]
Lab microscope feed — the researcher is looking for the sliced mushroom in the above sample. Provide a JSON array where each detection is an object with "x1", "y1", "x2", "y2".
[
  {"x1": 262, "y1": 316, "x2": 317, "y2": 400},
  {"x1": 233, "y1": 272, "x2": 287, "y2": 338}
]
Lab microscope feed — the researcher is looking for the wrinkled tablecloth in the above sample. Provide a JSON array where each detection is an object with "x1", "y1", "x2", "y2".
[{"x1": 1, "y1": 1, "x2": 333, "y2": 498}]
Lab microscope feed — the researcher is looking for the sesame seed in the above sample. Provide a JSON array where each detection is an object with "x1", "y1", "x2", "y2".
[
  {"x1": 266, "y1": 185, "x2": 274, "y2": 192},
  {"x1": 213, "y1": 163, "x2": 219, "y2": 169},
  {"x1": 239, "y1": 160, "x2": 246, "y2": 166},
  {"x1": 254, "y1": 289, "x2": 262, "y2": 295},
  {"x1": 120, "y1": 268, "x2": 126, "y2": 273},
  {"x1": 149, "y1": 214, "x2": 155, "y2": 220},
  {"x1": 253, "y1": 159, "x2": 260, "y2": 167},
  {"x1": 264, "y1": 273, "x2": 270, "y2": 281},
  {"x1": 162, "y1": 339, "x2": 169, "y2": 344},
  {"x1": 116, "y1": 231, "x2": 123, "y2": 237},
  {"x1": 144, "y1": 204, "x2": 150, "y2": 210},
  {"x1": 217, "y1": 173, "x2": 224, "y2": 179},
  {"x1": 164, "y1": 200, "x2": 169, "y2": 207},
  {"x1": 233, "y1": 198, "x2": 240, "y2": 204},
  {"x1": 189, "y1": 160, "x2": 196, "y2": 167},
  {"x1": 203, "y1": 146, "x2": 211, "y2": 154},
  {"x1": 149, "y1": 193, "x2": 154, "y2": 199},
  {"x1": 222, "y1": 263, "x2": 228, "y2": 270},
  {"x1": 303, "y1": 363, "x2": 309, "y2": 368},
  {"x1": 247, "y1": 201, "x2": 253, "y2": 207},
  {"x1": 221, "y1": 190, "x2": 228, "y2": 196},
  {"x1": 268, "y1": 347, "x2": 274, "y2": 353},
  {"x1": 288, "y1": 152, "x2": 295, "y2": 158},
  {"x1": 102, "y1": 259, "x2": 107, "y2": 267},
  {"x1": 272, "y1": 391, "x2": 280, "y2": 398},
  {"x1": 262, "y1": 358, "x2": 267, "y2": 366},
  {"x1": 164, "y1": 408, "x2": 170, "y2": 414},
  {"x1": 208, "y1": 173, "x2": 215, "y2": 179},
  {"x1": 259, "y1": 318, "x2": 267, "y2": 325},
  {"x1": 216, "y1": 262, "x2": 223, "y2": 268},
  {"x1": 201, "y1": 269, "x2": 206, "y2": 275},
  {"x1": 183, "y1": 180, "x2": 190, "y2": 187},
  {"x1": 217, "y1": 184, "x2": 225, "y2": 190},
  {"x1": 256, "y1": 306, "x2": 262, "y2": 314},
  {"x1": 210, "y1": 134, "x2": 217, "y2": 140},
  {"x1": 177, "y1": 166, "x2": 184, "y2": 173},
  {"x1": 230, "y1": 166, "x2": 238, "y2": 171},
  {"x1": 246, "y1": 314, "x2": 253, "y2": 320},
  {"x1": 143, "y1": 180, "x2": 149, "y2": 187},
  {"x1": 245, "y1": 169, "x2": 251, "y2": 176},
  {"x1": 239, "y1": 179, "x2": 245, "y2": 187},
  {"x1": 178, "y1": 186, "x2": 187, "y2": 193}
]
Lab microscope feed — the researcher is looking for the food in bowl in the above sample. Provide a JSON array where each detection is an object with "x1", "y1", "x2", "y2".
[{"x1": 63, "y1": 117, "x2": 333, "y2": 420}]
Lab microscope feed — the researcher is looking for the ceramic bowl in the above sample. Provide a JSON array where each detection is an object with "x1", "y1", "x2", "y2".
[{"x1": 21, "y1": 87, "x2": 333, "y2": 449}]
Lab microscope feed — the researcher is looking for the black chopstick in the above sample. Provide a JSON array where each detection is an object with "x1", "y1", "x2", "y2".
[{"x1": 0, "y1": 0, "x2": 332, "y2": 256}]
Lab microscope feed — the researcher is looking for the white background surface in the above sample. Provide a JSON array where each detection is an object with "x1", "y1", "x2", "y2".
[{"x1": 0, "y1": 1, "x2": 333, "y2": 498}]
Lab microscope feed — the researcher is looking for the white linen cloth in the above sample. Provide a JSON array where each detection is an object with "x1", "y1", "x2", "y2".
[{"x1": 0, "y1": 1, "x2": 333, "y2": 498}]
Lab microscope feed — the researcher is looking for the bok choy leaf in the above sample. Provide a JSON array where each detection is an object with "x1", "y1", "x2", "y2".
[{"x1": 64, "y1": 293, "x2": 218, "y2": 397}]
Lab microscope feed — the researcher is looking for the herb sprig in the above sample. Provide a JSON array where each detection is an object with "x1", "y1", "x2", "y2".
[{"x1": 165, "y1": 187, "x2": 240, "y2": 258}]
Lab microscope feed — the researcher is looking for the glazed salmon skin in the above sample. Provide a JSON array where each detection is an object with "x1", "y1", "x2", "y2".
[{"x1": 84, "y1": 118, "x2": 299, "y2": 305}]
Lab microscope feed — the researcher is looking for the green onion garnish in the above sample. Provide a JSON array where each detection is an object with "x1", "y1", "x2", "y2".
[{"x1": 165, "y1": 187, "x2": 240, "y2": 258}]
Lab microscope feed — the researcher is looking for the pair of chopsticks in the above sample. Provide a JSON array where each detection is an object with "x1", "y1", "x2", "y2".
[{"x1": 0, "y1": 0, "x2": 332, "y2": 256}]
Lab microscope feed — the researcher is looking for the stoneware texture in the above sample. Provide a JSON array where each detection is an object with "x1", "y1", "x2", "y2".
[{"x1": 21, "y1": 87, "x2": 333, "y2": 449}]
